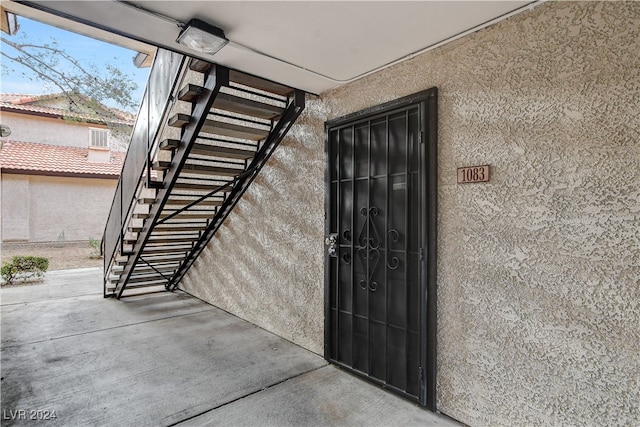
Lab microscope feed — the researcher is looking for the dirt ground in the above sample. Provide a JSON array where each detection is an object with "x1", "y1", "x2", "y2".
[{"x1": 1, "y1": 241, "x2": 103, "y2": 272}]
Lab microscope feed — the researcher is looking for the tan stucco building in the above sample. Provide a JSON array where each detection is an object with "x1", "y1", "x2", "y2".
[{"x1": 0, "y1": 93, "x2": 128, "y2": 243}]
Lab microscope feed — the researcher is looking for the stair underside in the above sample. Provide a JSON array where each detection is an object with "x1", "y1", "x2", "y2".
[{"x1": 109, "y1": 60, "x2": 303, "y2": 298}]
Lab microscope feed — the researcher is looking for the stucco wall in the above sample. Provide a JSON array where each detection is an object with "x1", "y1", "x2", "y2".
[
  {"x1": 1, "y1": 175, "x2": 30, "y2": 241},
  {"x1": 181, "y1": 2, "x2": 639, "y2": 425},
  {"x1": 1, "y1": 174, "x2": 117, "y2": 242}
]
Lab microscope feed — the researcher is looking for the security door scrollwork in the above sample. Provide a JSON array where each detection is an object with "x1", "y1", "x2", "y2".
[{"x1": 355, "y1": 206, "x2": 399, "y2": 292}]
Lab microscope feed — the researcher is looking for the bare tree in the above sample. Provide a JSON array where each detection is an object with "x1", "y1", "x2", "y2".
[{"x1": 1, "y1": 33, "x2": 139, "y2": 115}]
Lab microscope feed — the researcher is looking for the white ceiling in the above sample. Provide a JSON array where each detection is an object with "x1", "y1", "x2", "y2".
[{"x1": 5, "y1": 1, "x2": 537, "y2": 94}]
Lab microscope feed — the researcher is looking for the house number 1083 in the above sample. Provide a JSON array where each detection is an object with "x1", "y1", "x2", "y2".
[{"x1": 457, "y1": 165, "x2": 490, "y2": 184}]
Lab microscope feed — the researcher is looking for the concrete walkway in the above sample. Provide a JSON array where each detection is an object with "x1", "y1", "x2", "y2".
[{"x1": 1, "y1": 268, "x2": 458, "y2": 426}]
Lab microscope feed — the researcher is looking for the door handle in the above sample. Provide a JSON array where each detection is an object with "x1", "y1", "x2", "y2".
[{"x1": 325, "y1": 234, "x2": 338, "y2": 257}]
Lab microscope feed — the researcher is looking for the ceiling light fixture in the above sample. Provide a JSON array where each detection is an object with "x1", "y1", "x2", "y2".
[{"x1": 176, "y1": 19, "x2": 228, "y2": 55}]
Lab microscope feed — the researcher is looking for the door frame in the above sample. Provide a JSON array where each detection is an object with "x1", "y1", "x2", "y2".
[{"x1": 323, "y1": 88, "x2": 438, "y2": 410}]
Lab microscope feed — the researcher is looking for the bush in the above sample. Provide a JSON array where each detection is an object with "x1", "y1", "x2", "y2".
[
  {"x1": 88, "y1": 238, "x2": 102, "y2": 259},
  {"x1": 1, "y1": 256, "x2": 49, "y2": 286}
]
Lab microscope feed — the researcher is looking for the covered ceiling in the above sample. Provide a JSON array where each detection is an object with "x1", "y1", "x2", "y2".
[{"x1": 5, "y1": 1, "x2": 539, "y2": 94}]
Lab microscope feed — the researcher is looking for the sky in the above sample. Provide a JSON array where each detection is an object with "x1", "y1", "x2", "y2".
[{"x1": 1, "y1": 16, "x2": 151, "y2": 112}]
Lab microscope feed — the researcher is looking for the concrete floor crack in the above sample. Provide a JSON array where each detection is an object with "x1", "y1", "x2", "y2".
[{"x1": 169, "y1": 363, "x2": 329, "y2": 427}]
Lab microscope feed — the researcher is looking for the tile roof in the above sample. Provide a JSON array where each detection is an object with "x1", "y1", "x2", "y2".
[
  {"x1": 0, "y1": 140, "x2": 124, "y2": 178},
  {"x1": 0, "y1": 93, "x2": 134, "y2": 126},
  {"x1": 1, "y1": 93, "x2": 61, "y2": 104}
]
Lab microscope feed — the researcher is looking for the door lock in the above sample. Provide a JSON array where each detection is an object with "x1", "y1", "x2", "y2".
[{"x1": 325, "y1": 234, "x2": 338, "y2": 257}]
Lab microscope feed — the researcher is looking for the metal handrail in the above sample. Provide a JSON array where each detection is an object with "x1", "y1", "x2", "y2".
[{"x1": 102, "y1": 48, "x2": 186, "y2": 296}]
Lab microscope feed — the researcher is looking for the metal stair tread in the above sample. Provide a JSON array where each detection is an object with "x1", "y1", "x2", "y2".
[
  {"x1": 108, "y1": 273, "x2": 170, "y2": 283},
  {"x1": 126, "y1": 275, "x2": 170, "y2": 284},
  {"x1": 152, "y1": 160, "x2": 171, "y2": 171},
  {"x1": 168, "y1": 113, "x2": 190, "y2": 128},
  {"x1": 137, "y1": 255, "x2": 187, "y2": 263},
  {"x1": 134, "y1": 261, "x2": 181, "y2": 268},
  {"x1": 151, "y1": 226, "x2": 206, "y2": 233},
  {"x1": 188, "y1": 58, "x2": 212, "y2": 73},
  {"x1": 173, "y1": 182, "x2": 225, "y2": 191},
  {"x1": 158, "y1": 212, "x2": 215, "y2": 220},
  {"x1": 230, "y1": 69, "x2": 295, "y2": 97},
  {"x1": 189, "y1": 143, "x2": 255, "y2": 160},
  {"x1": 111, "y1": 266, "x2": 176, "y2": 276},
  {"x1": 140, "y1": 245, "x2": 192, "y2": 252},
  {"x1": 200, "y1": 118, "x2": 269, "y2": 141},
  {"x1": 165, "y1": 198, "x2": 223, "y2": 206},
  {"x1": 168, "y1": 113, "x2": 269, "y2": 141},
  {"x1": 180, "y1": 163, "x2": 243, "y2": 177},
  {"x1": 160, "y1": 139, "x2": 255, "y2": 161},
  {"x1": 159, "y1": 139, "x2": 180, "y2": 151},
  {"x1": 142, "y1": 236, "x2": 198, "y2": 244},
  {"x1": 180, "y1": 84, "x2": 282, "y2": 120},
  {"x1": 178, "y1": 83, "x2": 202, "y2": 102},
  {"x1": 138, "y1": 243, "x2": 191, "y2": 254},
  {"x1": 214, "y1": 92, "x2": 283, "y2": 120},
  {"x1": 189, "y1": 59, "x2": 294, "y2": 97},
  {"x1": 140, "y1": 249, "x2": 190, "y2": 256},
  {"x1": 127, "y1": 236, "x2": 196, "y2": 246}
]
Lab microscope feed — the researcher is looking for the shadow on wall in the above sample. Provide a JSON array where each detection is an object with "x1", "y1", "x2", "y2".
[{"x1": 180, "y1": 97, "x2": 329, "y2": 355}]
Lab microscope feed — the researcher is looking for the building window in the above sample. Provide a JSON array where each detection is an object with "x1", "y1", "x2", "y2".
[{"x1": 89, "y1": 128, "x2": 109, "y2": 148}]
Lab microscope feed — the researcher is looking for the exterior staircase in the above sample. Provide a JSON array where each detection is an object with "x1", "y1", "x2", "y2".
[{"x1": 103, "y1": 49, "x2": 305, "y2": 298}]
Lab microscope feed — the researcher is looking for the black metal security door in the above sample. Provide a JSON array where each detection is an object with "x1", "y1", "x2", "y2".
[{"x1": 325, "y1": 89, "x2": 437, "y2": 408}]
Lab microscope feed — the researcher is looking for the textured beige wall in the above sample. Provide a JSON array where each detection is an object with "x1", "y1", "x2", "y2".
[
  {"x1": 182, "y1": 2, "x2": 639, "y2": 425},
  {"x1": 1, "y1": 175, "x2": 30, "y2": 241},
  {"x1": 1, "y1": 174, "x2": 117, "y2": 242}
]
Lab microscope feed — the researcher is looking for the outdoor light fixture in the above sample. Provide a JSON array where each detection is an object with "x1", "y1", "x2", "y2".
[{"x1": 176, "y1": 19, "x2": 228, "y2": 55}]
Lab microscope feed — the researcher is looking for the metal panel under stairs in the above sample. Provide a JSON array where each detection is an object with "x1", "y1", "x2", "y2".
[{"x1": 102, "y1": 50, "x2": 305, "y2": 298}]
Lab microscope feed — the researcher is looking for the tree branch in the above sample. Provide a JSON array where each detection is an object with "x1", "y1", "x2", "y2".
[{"x1": 1, "y1": 35, "x2": 138, "y2": 112}]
